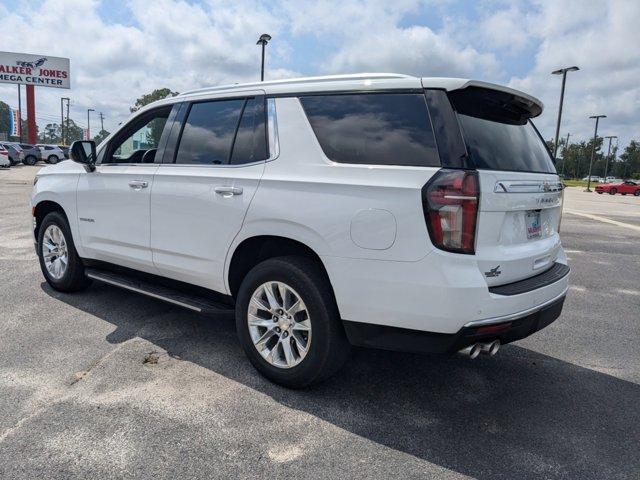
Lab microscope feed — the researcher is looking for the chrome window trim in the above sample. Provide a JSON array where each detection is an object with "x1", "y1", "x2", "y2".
[
  {"x1": 266, "y1": 97, "x2": 280, "y2": 162},
  {"x1": 494, "y1": 180, "x2": 564, "y2": 193}
]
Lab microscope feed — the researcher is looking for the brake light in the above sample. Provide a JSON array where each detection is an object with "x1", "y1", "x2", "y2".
[{"x1": 422, "y1": 169, "x2": 479, "y2": 254}]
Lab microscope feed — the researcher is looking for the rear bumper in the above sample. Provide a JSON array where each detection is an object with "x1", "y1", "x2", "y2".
[{"x1": 343, "y1": 292, "x2": 566, "y2": 354}]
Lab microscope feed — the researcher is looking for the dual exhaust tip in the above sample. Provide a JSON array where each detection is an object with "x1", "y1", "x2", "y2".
[{"x1": 458, "y1": 340, "x2": 500, "y2": 359}]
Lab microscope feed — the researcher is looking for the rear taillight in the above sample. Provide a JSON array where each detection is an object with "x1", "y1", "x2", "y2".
[{"x1": 422, "y1": 169, "x2": 479, "y2": 254}]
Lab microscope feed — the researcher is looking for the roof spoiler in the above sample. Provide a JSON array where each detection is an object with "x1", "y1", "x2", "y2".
[{"x1": 448, "y1": 80, "x2": 543, "y2": 125}]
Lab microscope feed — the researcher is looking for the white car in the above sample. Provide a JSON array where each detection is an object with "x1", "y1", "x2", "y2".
[
  {"x1": 0, "y1": 145, "x2": 10, "y2": 168},
  {"x1": 31, "y1": 73, "x2": 569, "y2": 387},
  {"x1": 36, "y1": 144, "x2": 66, "y2": 164}
]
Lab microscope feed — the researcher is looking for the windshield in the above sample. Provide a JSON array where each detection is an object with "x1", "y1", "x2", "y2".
[{"x1": 457, "y1": 114, "x2": 555, "y2": 174}]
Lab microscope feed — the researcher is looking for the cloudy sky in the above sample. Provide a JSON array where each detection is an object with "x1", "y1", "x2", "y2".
[{"x1": 0, "y1": 0, "x2": 638, "y2": 152}]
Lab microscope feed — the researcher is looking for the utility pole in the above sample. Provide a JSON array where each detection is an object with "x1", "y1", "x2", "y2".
[
  {"x1": 257, "y1": 33, "x2": 271, "y2": 81},
  {"x1": 551, "y1": 66, "x2": 579, "y2": 161},
  {"x1": 87, "y1": 108, "x2": 95, "y2": 140},
  {"x1": 603, "y1": 135, "x2": 617, "y2": 181},
  {"x1": 65, "y1": 100, "x2": 70, "y2": 145},
  {"x1": 99, "y1": 112, "x2": 105, "y2": 132},
  {"x1": 560, "y1": 132, "x2": 571, "y2": 176},
  {"x1": 17, "y1": 85, "x2": 23, "y2": 143},
  {"x1": 586, "y1": 115, "x2": 606, "y2": 192}
]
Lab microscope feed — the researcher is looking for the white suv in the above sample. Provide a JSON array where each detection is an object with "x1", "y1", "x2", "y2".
[
  {"x1": 36, "y1": 144, "x2": 66, "y2": 164},
  {"x1": 31, "y1": 73, "x2": 569, "y2": 387}
]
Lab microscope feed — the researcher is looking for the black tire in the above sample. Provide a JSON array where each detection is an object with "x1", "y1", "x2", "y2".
[
  {"x1": 597, "y1": 191, "x2": 603, "y2": 194},
  {"x1": 23, "y1": 155, "x2": 37, "y2": 166},
  {"x1": 634, "y1": 190, "x2": 640, "y2": 197},
  {"x1": 37, "y1": 211, "x2": 90, "y2": 292},
  {"x1": 235, "y1": 256, "x2": 350, "y2": 388},
  {"x1": 47, "y1": 155, "x2": 59, "y2": 164},
  {"x1": 609, "y1": 188, "x2": 617, "y2": 195}
]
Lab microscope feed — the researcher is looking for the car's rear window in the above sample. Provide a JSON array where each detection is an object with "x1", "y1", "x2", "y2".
[
  {"x1": 449, "y1": 87, "x2": 555, "y2": 174},
  {"x1": 300, "y1": 93, "x2": 440, "y2": 167}
]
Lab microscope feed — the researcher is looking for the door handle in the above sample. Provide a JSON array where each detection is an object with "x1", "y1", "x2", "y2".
[
  {"x1": 129, "y1": 180, "x2": 148, "y2": 190},
  {"x1": 214, "y1": 186, "x2": 243, "y2": 196}
]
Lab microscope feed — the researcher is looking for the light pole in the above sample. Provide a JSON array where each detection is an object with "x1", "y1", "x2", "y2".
[
  {"x1": 603, "y1": 135, "x2": 617, "y2": 181},
  {"x1": 560, "y1": 132, "x2": 571, "y2": 176},
  {"x1": 257, "y1": 33, "x2": 271, "y2": 81},
  {"x1": 87, "y1": 108, "x2": 95, "y2": 140},
  {"x1": 551, "y1": 66, "x2": 579, "y2": 162},
  {"x1": 60, "y1": 97, "x2": 70, "y2": 145},
  {"x1": 586, "y1": 114, "x2": 606, "y2": 192}
]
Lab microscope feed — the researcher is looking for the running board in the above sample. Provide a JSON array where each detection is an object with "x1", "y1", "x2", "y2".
[{"x1": 85, "y1": 267, "x2": 234, "y2": 316}]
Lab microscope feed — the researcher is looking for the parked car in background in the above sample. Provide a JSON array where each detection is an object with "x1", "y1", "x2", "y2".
[
  {"x1": 0, "y1": 145, "x2": 10, "y2": 168},
  {"x1": 35, "y1": 144, "x2": 65, "y2": 164},
  {"x1": 0, "y1": 143, "x2": 24, "y2": 165},
  {"x1": 595, "y1": 180, "x2": 640, "y2": 196},
  {"x1": 31, "y1": 73, "x2": 570, "y2": 387},
  {"x1": 581, "y1": 175, "x2": 602, "y2": 182},
  {"x1": 15, "y1": 143, "x2": 42, "y2": 165}
]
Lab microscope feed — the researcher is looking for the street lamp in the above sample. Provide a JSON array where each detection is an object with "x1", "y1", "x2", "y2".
[
  {"x1": 551, "y1": 66, "x2": 579, "y2": 161},
  {"x1": 586, "y1": 114, "x2": 606, "y2": 192},
  {"x1": 603, "y1": 135, "x2": 617, "y2": 181},
  {"x1": 256, "y1": 33, "x2": 271, "y2": 81},
  {"x1": 60, "y1": 97, "x2": 70, "y2": 145},
  {"x1": 560, "y1": 132, "x2": 571, "y2": 176},
  {"x1": 87, "y1": 108, "x2": 95, "y2": 140}
]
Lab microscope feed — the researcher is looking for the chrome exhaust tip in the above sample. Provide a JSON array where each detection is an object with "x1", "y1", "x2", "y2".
[
  {"x1": 458, "y1": 343, "x2": 481, "y2": 359},
  {"x1": 480, "y1": 340, "x2": 500, "y2": 356}
]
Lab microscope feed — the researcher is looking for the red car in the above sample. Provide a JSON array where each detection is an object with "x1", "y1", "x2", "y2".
[{"x1": 595, "y1": 180, "x2": 640, "y2": 196}]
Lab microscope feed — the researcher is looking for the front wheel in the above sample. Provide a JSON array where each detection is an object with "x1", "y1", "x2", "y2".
[
  {"x1": 37, "y1": 211, "x2": 90, "y2": 292},
  {"x1": 47, "y1": 155, "x2": 59, "y2": 164},
  {"x1": 634, "y1": 190, "x2": 640, "y2": 197},
  {"x1": 23, "y1": 155, "x2": 37, "y2": 166},
  {"x1": 235, "y1": 256, "x2": 350, "y2": 388},
  {"x1": 609, "y1": 188, "x2": 617, "y2": 195}
]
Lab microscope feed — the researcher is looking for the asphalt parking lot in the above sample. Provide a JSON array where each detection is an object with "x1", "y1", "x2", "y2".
[{"x1": 1, "y1": 165, "x2": 639, "y2": 479}]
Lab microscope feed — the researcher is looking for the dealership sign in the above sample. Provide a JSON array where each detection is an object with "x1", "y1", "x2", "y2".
[{"x1": 0, "y1": 51, "x2": 70, "y2": 89}]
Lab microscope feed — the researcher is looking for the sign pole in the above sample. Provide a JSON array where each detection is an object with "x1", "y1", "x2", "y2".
[
  {"x1": 26, "y1": 85, "x2": 36, "y2": 144},
  {"x1": 17, "y1": 85, "x2": 23, "y2": 142}
]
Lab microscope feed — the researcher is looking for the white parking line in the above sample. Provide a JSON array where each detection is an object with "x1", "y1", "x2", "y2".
[{"x1": 564, "y1": 210, "x2": 640, "y2": 232}]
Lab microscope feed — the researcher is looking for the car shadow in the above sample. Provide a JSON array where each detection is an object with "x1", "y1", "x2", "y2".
[{"x1": 42, "y1": 282, "x2": 640, "y2": 479}]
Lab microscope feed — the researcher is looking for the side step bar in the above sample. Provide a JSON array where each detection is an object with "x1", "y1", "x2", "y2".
[{"x1": 85, "y1": 267, "x2": 234, "y2": 316}]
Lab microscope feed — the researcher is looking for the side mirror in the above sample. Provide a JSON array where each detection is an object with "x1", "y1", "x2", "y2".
[{"x1": 70, "y1": 141, "x2": 97, "y2": 171}]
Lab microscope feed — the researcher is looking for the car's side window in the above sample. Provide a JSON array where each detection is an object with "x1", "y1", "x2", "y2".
[
  {"x1": 230, "y1": 97, "x2": 268, "y2": 165},
  {"x1": 174, "y1": 99, "x2": 244, "y2": 165},
  {"x1": 102, "y1": 106, "x2": 171, "y2": 164}
]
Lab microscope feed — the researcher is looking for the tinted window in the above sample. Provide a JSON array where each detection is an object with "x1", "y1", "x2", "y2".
[
  {"x1": 105, "y1": 107, "x2": 170, "y2": 164},
  {"x1": 176, "y1": 99, "x2": 244, "y2": 165},
  {"x1": 300, "y1": 93, "x2": 440, "y2": 167},
  {"x1": 230, "y1": 97, "x2": 268, "y2": 165},
  {"x1": 457, "y1": 115, "x2": 555, "y2": 173}
]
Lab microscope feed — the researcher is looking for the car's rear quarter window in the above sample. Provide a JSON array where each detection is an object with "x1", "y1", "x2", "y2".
[{"x1": 299, "y1": 93, "x2": 440, "y2": 167}]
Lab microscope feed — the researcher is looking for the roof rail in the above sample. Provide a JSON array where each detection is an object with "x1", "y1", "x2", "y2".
[{"x1": 179, "y1": 73, "x2": 413, "y2": 96}]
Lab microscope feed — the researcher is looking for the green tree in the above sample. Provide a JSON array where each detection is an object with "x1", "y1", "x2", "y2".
[
  {"x1": 93, "y1": 129, "x2": 111, "y2": 145},
  {"x1": 618, "y1": 140, "x2": 640, "y2": 179},
  {"x1": 130, "y1": 88, "x2": 179, "y2": 113}
]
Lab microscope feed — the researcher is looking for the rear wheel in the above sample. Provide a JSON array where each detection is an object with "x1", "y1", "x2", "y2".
[
  {"x1": 23, "y1": 155, "x2": 37, "y2": 166},
  {"x1": 235, "y1": 256, "x2": 350, "y2": 388},
  {"x1": 609, "y1": 188, "x2": 617, "y2": 195},
  {"x1": 47, "y1": 155, "x2": 59, "y2": 164},
  {"x1": 634, "y1": 190, "x2": 640, "y2": 197},
  {"x1": 37, "y1": 212, "x2": 90, "y2": 292}
]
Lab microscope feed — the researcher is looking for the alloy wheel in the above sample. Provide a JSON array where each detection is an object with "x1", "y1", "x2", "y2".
[
  {"x1": 42, "y1": 225, "x2": 68, "y2": 280},
  {"x1": 247, "y1": 281, "x2": 312, "y2": 369}
]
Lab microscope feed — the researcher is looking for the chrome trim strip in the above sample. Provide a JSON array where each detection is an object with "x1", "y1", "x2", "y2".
[
  {"x1": 463, "y1": 287, "x2": 568, "y2": 328},
  {"x1": 86, "y1": 272, "x2": 202, "y2": 312},
  {"x1": 494, "y1": 180, "x2": 564, "y2": 193},
  {"x1": 266, "y1": 97, "x2": 280, "y2": 161}
]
